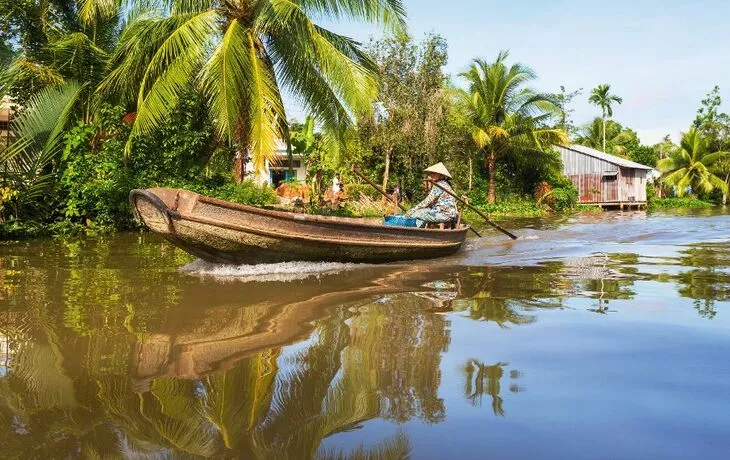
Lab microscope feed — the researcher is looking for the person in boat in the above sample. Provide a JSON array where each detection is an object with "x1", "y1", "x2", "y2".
[{"x1": 404, "y1": 162, "x2": 458, "y2": 227}]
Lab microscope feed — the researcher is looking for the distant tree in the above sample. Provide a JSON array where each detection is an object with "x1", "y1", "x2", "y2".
[
  {"x1": 588, "y1": 84, "x2": 623, "y2": 152},
  {"x1": 456, "y1": 51, "x2": 568, "y2": 204},
  {"x1": 693, "y1": 86, "x2": 730, "y2": 151},
  {"x1": 359, "y1": 32, "x2": 450, "y2": 192},
  {"x1": 630, "y1": 145, "x2": 658, "y2": 168},
  {"x1": 553, "y1": 85, "x2": 583, "y2": 139},
  {"x1": 576, "y1": 117, "x2": 638, "y2": 157},
  {"x1": 658, "y1": 128, "x2": 729, "y2": 197},
  {"x1": 653, "y1": 134, "x2": 677, "y2": 161}
]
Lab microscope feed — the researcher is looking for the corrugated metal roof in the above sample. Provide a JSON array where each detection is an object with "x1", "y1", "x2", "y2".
[{"x1": 557, "y1": 144, "x2": 654, "y2": 170}]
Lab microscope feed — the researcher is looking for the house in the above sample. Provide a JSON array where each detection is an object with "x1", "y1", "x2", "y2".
[
  {"x1": 555, "y1": 144, "x2": 653, "y2": 209},
  {"x1": 244, "y1": 140, "x2": 307, "y2": 188}
]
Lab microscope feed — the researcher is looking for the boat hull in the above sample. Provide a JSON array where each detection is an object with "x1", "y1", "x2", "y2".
[{"x1": 130, "y1": 188, "x2": 467, "y2": 264}]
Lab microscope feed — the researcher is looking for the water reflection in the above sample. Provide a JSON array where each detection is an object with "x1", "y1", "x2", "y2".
[
  {"x1": 463, "y1": 359, "x2": 523, "y2": 416},
  {"x1": 0, "y1": 230, "x2": 729, "y2": 457}
]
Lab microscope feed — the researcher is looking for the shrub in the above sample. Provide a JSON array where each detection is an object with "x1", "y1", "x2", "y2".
[
  {"x1": 648, "y1": 197, "x2": 713, "y2": 210},
  {"x1": 533, "y1": 178, "x2": 578, "y2": 212},
  {"x1": 550, "y1": 185, "x2": 578, "y2": 212},
  {"x1": 470, "y1": 199, "x2": 544, "y2": 218},
  {"x1": 207, "y1": 181, "x2": 279, "y2": 207},
  {"x1": 344, "y1": 183, "x2": 382, "y2": 201},
  {"x1": 57, "y1": 95, "x2": 224, "y2": 230}
]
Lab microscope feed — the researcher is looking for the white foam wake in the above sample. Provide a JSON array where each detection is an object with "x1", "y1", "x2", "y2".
[{"x1": 180, "y1": 259, "x2": 362, "y2": 282}]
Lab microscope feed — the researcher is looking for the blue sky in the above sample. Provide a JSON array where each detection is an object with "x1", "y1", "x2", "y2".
[{"x1": 293, "y1": 0, "x2": 730, "y2": 144}]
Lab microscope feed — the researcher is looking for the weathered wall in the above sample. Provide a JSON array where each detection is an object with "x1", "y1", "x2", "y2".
[
  {"x1": 556, "y1": 146, "x2": 647, "y2": 204},
  {"x1": 619, "y1": 167, "x2": 647, "y2": 202},
  {"x1": 556, "y1": 145, "x2": 618, "y2": 203}
]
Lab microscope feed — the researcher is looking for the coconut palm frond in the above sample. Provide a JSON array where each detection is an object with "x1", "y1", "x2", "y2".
[
  {"x1": 0, "y1": 82, "x2": 81, "y2": 217},
  {"x1": 263, "y1": 5, "x2": 378, "y2": 146},
  {"x1": 0, "y1": 59, "x2": 65, "y2": 96},
  {"x1": 102, "y1": 0, "x2": 406, "y2": 177},
  {"x1": 5, "y1": 81, "x2": 82, "y2": 167},
  {"x1": 50, "y1": 32, "x2": 110, "y2": 79},
  {"x1": 78, "y1": 0, "x2": 121, "y2": 26},
  {"x1": 170, "y1": 0, "x2": 217, "y2": 15},
  {"x1": 659, "y1": 128, "x2": 727, "y2": 196},
  {"x1": 298, "y1": 0, "x2": 407, "y2": 30},
  {"x1": 201, "y1": 18, "x2": 285, "y2": 173},
  {"x1": 125, "y1": 10, "x2": 219, "y2": 153}
]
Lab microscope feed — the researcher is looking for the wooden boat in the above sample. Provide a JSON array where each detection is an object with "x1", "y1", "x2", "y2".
[{"x1": 129, "y1": 188, "x2": 468, "y2": 264}]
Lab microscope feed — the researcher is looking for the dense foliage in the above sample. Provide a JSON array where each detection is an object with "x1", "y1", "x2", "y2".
[{"x1": 1, "y1": 2, "x2": 728, "y2": 238}]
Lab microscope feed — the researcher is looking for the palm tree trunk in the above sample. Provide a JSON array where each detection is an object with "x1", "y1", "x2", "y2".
[
  {"x1": 382, "y1": 146, "x2": 392, "y2": 192},
  {"x1": 468, "y1": 155, "x2": 473, "y2": 191},
  {"x1": 602, "y1": 111, "x2": 607, "y2": 152},
  {"x1": 234, "y1": 151, "x2": 246, "y2": 184},
  {"x1": 487, "y1": 150, "x2": 496, "y2": 204}
]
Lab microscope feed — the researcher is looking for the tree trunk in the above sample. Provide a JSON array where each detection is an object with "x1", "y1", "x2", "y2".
[
  {"x1": 487, "y1": 150, "x2": 496, "y2": 205},
  {"x1": 468, "y1": 155, "x2": 473, "y2": 191},
  {"x1": 287, "y1": 143, "x2": 294, "y2": 178},
  {"x1": 382, "y1": 146, "x2": 392, "y2": 193},
  {"x1": 234, "y1": 150, "x2": 245, "y2": 184},
  {"x1": 602, "y1": 114, "x2": 606, "y2": 152}
]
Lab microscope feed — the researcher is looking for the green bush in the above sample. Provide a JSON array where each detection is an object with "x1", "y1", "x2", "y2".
[
  {"x1": 549, "y1": 185, "x2": 578, "y2": 212},
  {"x1": 648, "y1": 197, "x2": 713, "y2": 210},
  {"x1": 0, "y1": 219, "x2": 48, "y2": 239},
  {"x1": 206, "y1": 181, "x2": 279, "y2": 207},
  {"x1": 57, "y1": 95, "x2": 225, "y2": 230},
  {"x1": 470, "y1": 199, "x2": 544, "y2": 218},
  {"x1": 345, "y1": 183, "x2": 382, "y2": 201}
]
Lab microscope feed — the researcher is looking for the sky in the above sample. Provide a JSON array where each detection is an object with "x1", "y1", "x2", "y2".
[{"x1": 292, "y1": 0, "x2": 730, "y2": 145}]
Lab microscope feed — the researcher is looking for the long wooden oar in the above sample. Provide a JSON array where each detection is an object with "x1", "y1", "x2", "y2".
[
  {"x1": 428, "y1": 179, "x2": 518, "y2": 240},
  {"x1": 352, "y1": 166, "x2": 407, "y2": 211},
  {"x1": 352, "y1": 167, "x2": 482, "y2": 237}
]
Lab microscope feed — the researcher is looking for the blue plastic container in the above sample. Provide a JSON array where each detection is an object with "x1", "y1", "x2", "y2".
[{"x1": 383, "y1": 215, "x2": 418, "y2": 228}]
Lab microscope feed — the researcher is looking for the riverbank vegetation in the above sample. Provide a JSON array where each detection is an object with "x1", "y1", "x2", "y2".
[{"x1": 0, "y1": 1, "x2": 728, "y2": 238}]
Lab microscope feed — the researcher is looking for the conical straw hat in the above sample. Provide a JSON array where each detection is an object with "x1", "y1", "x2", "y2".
[{"x1": 424, "y1": 162, "x2": 452, "y2": 179}]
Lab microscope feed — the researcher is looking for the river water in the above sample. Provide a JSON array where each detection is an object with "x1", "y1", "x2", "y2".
[{"x1": 1, "y1": 210, "x2": 729, "y2": 459}]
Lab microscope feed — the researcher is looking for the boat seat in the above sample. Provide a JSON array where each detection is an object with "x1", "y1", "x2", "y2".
[{"x1": 426, "y1": 217, "x2": 459, "y2": 230}]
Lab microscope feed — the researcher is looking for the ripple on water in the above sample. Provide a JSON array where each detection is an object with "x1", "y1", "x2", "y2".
[{"x1": 180, "y1": 259, "x2": 363, "y2": 282}]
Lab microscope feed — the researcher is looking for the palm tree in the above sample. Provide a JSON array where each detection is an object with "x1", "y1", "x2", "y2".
[
  {"x1": 0, "y1": 0, "x2": 120, "y2": 118},
  {"x1": 658, "y1": 128, "x2": 729, "y2": 197},
  {"x1": 576, "y1": 117, "x2": 638, "y2": 157},
  {"x1": 457, "y1": 51, "x2": 568, "y2": 204},
  {"x1": 99, "y1": 0, "x2": 406, "y2": 182},
  {"x1": 712, "y1": 157, "x2": 730, "y2": 204},
  {"x1": 0, "y1": 83, "x2": 81, "y2": 219},
  {"x1": 588, "y1": 84, "x2": 623, "y2": 152}
]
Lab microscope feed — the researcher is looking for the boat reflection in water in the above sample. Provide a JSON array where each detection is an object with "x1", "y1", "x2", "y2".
[
  {"x1": 1, "y1": 233, "x2": 729, "y2": 458},
  {"x1": 0, "y1": 244, "x2": 557, "y2": 458}
]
